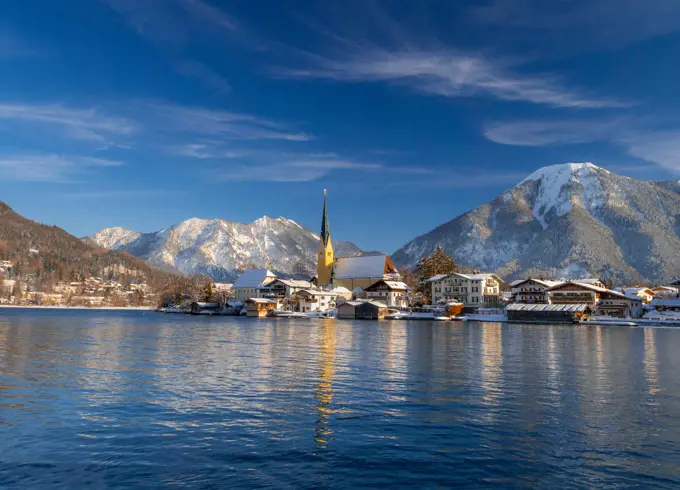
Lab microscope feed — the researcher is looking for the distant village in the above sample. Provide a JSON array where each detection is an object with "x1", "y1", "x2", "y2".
[
  {"x1": 161, "y1": 192, "x2": 680, "y2": 325},
  {"x1": 2, "y1": 192, "x2": 680, "y2": 324}
]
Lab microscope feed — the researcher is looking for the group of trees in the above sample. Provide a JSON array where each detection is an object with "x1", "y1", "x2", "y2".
[
  {"x1": 157, "y1": 275, "x2": 233, "y2": 308},
  {"x1": 399, "y1": 244, "x2": 461, "y2": 305}
]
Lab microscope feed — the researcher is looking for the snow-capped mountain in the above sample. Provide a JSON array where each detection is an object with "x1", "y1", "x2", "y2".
[
  {"x1": 86, "y1": 216, "x2": 370, "y2": 281},
  {"x1": 392, "y1": 163, "x2": 680, "y2": 284},
  {"x1": 85, "y1": 227, "x2": 142, "y2": 250}
]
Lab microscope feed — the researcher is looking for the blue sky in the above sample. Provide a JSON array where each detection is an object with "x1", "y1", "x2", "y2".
[{"x1": 1, "y1": 0, "x2": 680, "y2": 252}]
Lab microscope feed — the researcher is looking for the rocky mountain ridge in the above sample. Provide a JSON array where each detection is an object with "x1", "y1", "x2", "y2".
[
  {"x1": 86, "y1": 216, "x2": 372, "y2": 281},
  {"x1": 392, "y1": 163, "x2": 680, "y2": 284}
]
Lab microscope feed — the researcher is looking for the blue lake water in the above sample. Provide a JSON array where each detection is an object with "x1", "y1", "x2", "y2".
[{"x1": 1, "y1": 309, "x2": 680, "y2": 488}]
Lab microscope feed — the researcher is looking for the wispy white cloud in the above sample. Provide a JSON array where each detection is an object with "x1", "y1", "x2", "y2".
[
  {"x1": 483, "y1": 118, "x2": 627, "y2": 147},
  {"x1": 213, "y1": 154, "x2": 430, "y2": 183},
  {"x1": 102, "y1": 0, "x2": 240, "y2": 93},
  {"x1": 621, "y1": 131, "x2": 680, "y2": 172},
  {"x1": 279, "y1": 46, "x2": 630, "y2": 110},
  {"x1": 139, "y1": 101, "x2": 313, "y2": 141},
  {"x1": 0, "y1": 100, "x2": 313, "y2": 150},
  {"x1": 174, "y1": 59, "x2": 232, "y2": 94},
  {"x1": 0, "y1": 103, "x2": 137, "y2": 144},
  {"x1": 483, "y1": 117, "x2": 680, "y2": 172},
  {"x1": 0, "y1": 153, "x2": 123, "y2": 183},
  {"x1": 102, "y1": 0, "x2": 238, "y2": 45},
  {"x1": 472, "y1": 0, "x2": 680, "y2": 52}
]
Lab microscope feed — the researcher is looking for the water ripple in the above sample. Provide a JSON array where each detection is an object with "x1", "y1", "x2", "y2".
[{"x1": 1, "y1": 311, "x2": 680, "y2": 488}]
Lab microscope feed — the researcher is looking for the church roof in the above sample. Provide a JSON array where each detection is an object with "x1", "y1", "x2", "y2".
[
  {"x1": 320, "y1": 189, "x2": 330, "y2": 247},
  {"x1": 334, "y1": 255, "x2": 391, "y2": 280}
]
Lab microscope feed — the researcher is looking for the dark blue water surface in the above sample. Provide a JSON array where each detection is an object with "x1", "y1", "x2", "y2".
[{"x1": 2, "y1": 309, "x2": 680, "y2": 488}]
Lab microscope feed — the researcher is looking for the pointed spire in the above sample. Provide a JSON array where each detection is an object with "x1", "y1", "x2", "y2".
[{"x1": 320, "y1": 189, "x2": 330, "y2": 247}]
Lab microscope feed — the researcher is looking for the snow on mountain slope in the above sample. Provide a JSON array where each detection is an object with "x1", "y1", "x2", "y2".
[
  {"x1": 392, "y1": 162, "x2": 680, "y2": 284},
  {"x1": 87, "y1": 216, "x2": 369, "y2": 281},
  {"x1": 86, "y1": 227, "x2": 142, "y2": 250}
]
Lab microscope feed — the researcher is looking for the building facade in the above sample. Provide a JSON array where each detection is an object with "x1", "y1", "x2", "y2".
[
  {"x1": 232, "y1": 269, "x2": 277, "y2": 302},
  {"x1": 546, "y1": 281, "x2": 643, "y2": 318},
  {"x1": 511, "y1": 278, "x2": 563, "y2": 304},
  {"x1": 295, "y1": 289, "x2": 338, "y2": 313},
  {"x1": 428, "y1": 272, "x2": 502, "y2": 306},
  {"x1": 364, "y1": 280, "x2": 411, "y2": 308}
]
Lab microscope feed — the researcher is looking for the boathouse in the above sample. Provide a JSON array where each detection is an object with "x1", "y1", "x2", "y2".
[
  {"x1": 337, "y1": 300, "x2": 388, "y2": 320},
  {"x1": 505, "y1": 303, "x2": 591, "y2": 323},
  {"x1": 245, "y1": 298, "x2": 277, "y2": 317}
]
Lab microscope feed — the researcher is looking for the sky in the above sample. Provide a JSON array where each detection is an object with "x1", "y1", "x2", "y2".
[{"x1": 1, "y1": 0, "x2": 680, "y2": 252}]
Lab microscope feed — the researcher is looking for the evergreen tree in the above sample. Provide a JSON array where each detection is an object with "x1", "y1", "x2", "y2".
[{"x1": 415, "y1": 244, "x2": 459, "y2": 301}]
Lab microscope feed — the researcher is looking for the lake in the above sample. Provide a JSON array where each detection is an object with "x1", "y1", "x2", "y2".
[{"x1": 1, "y1": 309, "x2": 680, "y2": 488}]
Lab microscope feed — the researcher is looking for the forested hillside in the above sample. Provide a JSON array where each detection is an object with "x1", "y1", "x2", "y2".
[{"x1": 0, "y1": 201, "x2": 180, "y2": 305}]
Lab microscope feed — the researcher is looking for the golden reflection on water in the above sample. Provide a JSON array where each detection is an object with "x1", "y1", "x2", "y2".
[
  {"x1": 644, "y1": 328, "x2": 660, "y2": 396},
  {"x1": 480, "y1": 322, "x2": 503, "y2": 417},
  {"x1": 315, "y1": 323, "x2": 336, "y2": 448}
]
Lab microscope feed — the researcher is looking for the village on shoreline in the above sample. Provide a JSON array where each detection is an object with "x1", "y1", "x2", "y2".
[{"x1": 2, "y1": 191, "x2": 680, "y2": 326}]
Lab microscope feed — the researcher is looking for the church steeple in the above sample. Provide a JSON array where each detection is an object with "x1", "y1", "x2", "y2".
[
  {"x1": 317, "y1": 189, "x2": 334, "y2": 287},
  {"x1": 321, "y1": 189, "x2": 330, "y2": 248}
]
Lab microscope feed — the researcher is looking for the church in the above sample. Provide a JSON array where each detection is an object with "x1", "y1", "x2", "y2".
[{"x1": 317, "y1": 190, "x2": 399, "y2": 290}]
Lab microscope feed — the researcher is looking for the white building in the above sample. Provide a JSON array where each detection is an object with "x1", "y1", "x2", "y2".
[
  {"x1": 259, "y1": 278, "x2": 311, "y2": 299},
  {"x1": 427, "y1": 272, "x2": 503, "y2": 306},
  {"x1": 363, "y1": 279, "x2": 411, "y2": 308},
  {"x1": 295, "y1": 289, "x2": 338, "y2": 313},
  {"x1": 232, "y1": 269, "x2": 277, "y2": 302}
]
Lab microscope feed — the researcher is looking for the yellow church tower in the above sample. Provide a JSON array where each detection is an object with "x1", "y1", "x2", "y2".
[{"x1": 317, "y1": 189, "x2": 334, "y2": 287}]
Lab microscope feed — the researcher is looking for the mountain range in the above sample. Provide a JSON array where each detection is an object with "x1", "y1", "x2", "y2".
[
  {"x1": 86, "y1": 163, "x2": 680, "y2": 285},
  {"x1": 392, "y1": 163, "x2": 680, "y2": 284},
  {"x1": 85, "y1": 217, "x2": 370, "y2": 281}
]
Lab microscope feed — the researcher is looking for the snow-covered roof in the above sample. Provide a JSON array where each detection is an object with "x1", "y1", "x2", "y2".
[
  {"x1": 332, "y1": 286, "x2": 351, "y2": 293},
  {"x1": 365, "y1": 280, "x2": 411, "y2": 291},
  {"x1": 425, "y1": 274, "x2": 449, "y2": 283},
  {"x1": 614, "y1": 287, "x2": 654, "y2": 299},
  {"x1": 340, "y1": 301, "x2": 363, "y2": 307},
  {"x1": 234, "y1": 269, "x2": 276, "y2": 288},
  {"x1": 334, "y1": 255, "x2": 390, "y2": 280},
  {"x1": 651, "y1": 298, "x2": 680, "y2": 308},
  {"x1": 653, "y1": 286, "x2": 679, "y2": 293},
  {"x1": 366, "y1": 300, "x2": 388, "y2": 308},
  {"x1": 512, "y1": 278, "x2": 564, "y2": 288},
  {"x1": 506, "y1": 303, "x2": 589, "y2": 312},
  {"x1": 270, "y1": 279, "x2": 312, "y2": 288},
  {"x1": 352, "y1": 287, "x2": 364, "y2": 293},
  {"x1": 247, "y1": 298, "x2": 276, "y2": 304},
  {"x1": 573, "y1": 278, "x2": 603, "y2": 285},
  {"x1": 547, "y1": 281, "x2": 632, "y2": 299},
  {"x1": 297, "y1": 289, "x2": 338, "y2": 297}
]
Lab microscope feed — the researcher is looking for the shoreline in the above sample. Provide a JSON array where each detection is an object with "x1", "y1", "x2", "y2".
[{"x1": 0, "y1": 305, "x2": 154, "y2": 311}]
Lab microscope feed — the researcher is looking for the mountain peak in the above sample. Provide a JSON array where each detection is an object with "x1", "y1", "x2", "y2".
[
  {"x1": 519, "y1": 162, "x2": 603, "y2": 186},
  {"x1": 392, "y1": 163, "x2": 680, "y2": 284}
]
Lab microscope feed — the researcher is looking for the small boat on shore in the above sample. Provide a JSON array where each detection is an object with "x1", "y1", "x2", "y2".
[{"x1": 268, "y1": 310, "x2": 307, "y2": 318}]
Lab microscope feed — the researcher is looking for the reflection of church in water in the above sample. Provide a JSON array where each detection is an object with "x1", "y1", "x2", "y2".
[
  {"x1": 316, "y1": 190, "x2": 399, "y2": 290},
  {"x1": 314, "y1": 324, "x2": 335, "y2": 448}
]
